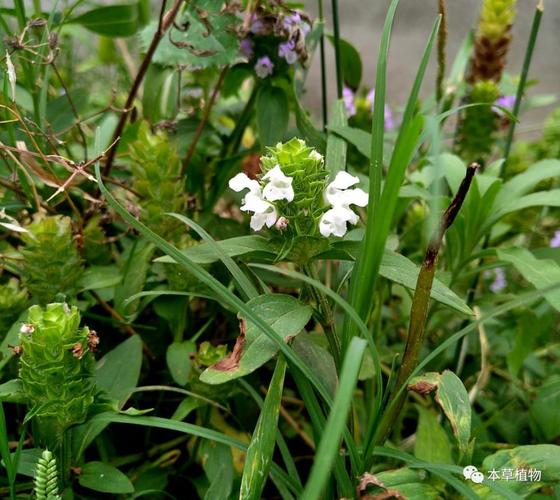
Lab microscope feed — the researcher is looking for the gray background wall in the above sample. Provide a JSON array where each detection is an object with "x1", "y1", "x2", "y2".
[{"x1": 302, "y1": 0, "x2": 560, "y2": 131}]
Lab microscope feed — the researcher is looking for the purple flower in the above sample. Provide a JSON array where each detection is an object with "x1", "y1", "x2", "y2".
[
  {"x1": 343, "y1": 86, "x2": 356, "y2": 117},
  {"x1": 278, "y1": 39, "x2": 298, "y2": 64},
  {"x1": 255, "y1": 56, "x2": 274, "y2": 78},
  {"x1": 550, "y1": 230, "x2": 560, "y2": 248},
  {"x1": 282, "y1": 12, "x2": 302, "y2": 30},
  {"x1": 488, "y1": 267, "x2": 507, "y2": 293},
  {"x1": 250, "y1": 14, "x2": 266, "y2": 35},
  {"x1": 495, "y1": 95, "x2": 516, "y2": 116},
  {"x1": 240, "y1": 38, "x2": 254, "y2": 58},
  {"x1": 366, "y1": 88, "x2": 394, "y2": 130}
]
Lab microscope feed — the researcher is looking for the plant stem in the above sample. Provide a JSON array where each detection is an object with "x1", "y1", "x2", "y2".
[
  {"x1": 371, "y1": 163, "x2": 478, "y2": 450},
  {"x1": 317, "y1": 0, "x2": 328, "y2": 128},
  {"x1": 500, "y1": 0, "x2": 543, "y2": 177},
  {"x1": 331, "y1": 0, "x2": 343, "y2": 98},
  {"x1": 180, "y1": 65, "x2": 229, "y2": 177},
  {"x1": 102, "y1": 0, "x2": 184, "y2": 178},
  {"x1": 436, "y1": 0, "x2": 447, "y2": 105}
]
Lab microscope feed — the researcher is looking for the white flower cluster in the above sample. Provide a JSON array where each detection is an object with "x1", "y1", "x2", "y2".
[
  {"x1": 319, "y1": 172, "x2": 368, "y2": 237},
  {"x1": 229, "y1": 166, "x2": 294, "y2": 231},
  {"x1": 229, "y1": 163, "x2": 367, "y2": 238}
]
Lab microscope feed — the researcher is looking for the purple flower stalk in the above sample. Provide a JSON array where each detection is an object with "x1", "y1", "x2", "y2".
[
  {"x1": 550, "y1": 230, "x2": 560, "y2": 248},
  {"x1": 240, "y1": 38, "x2": 254, "y2": 58},
  {"x1": 489, "y1": 267, "x2": 507, "y2": 293},
  {"x1": 366, "y1": 88, "x2": 395, "y2": 130},
  {"x1": 495, "y1": 95, "x2": 516, "y2": 116},
  {"x1": 343, "y1": 86, "x2": 356, "y2": 117},
  {"x1": 278, "y1": 39, "x2": 298, "y2": 64},
  {"x1": 250, "y1": 14, "x2": 266, "y2": 35},
  {"x1": 255, "y1": 56, "x2": 274, "y2": 78}
]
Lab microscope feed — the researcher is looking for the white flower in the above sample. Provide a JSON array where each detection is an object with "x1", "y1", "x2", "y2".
[
  {"x1": 229, "y1": 173, "x2": 278, "y2": 231},
  {"x1": 309, "y1": 150, "x2": 323, "y2": 162},
  {"x1": 228, "y1": 172, "x2": 260, "y2": 194},
  {"x1": 319, "y1": 206, "x2": 359, "y2": 237},
  {"x1": 320, "y1": 171, "x2": 368, "y2": 238},
  {"x1": 324, "y1": 171, "x2": 368, "y2": 207},
  {"x1": 262, "y1": 165, "x2": 294, "y2": 202}
]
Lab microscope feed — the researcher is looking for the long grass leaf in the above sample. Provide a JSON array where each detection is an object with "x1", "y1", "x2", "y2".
[
  {"x1": 240, "y1": 356, "x2": 287, "y2": 500},
  {"x1": 301, "y1": 337, "x2": 367, "y2": 500},
  {"x1": 346, "y1": 14, "x2": 440, "y2": 347},
  {"x1": 167, "y1": 213, "x2": 259, "y2": 300}
]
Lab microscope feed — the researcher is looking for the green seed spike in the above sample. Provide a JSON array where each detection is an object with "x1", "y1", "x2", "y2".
[
  {"x1": 455, "y1": 80, "x2": 500, "y2": 161},
  {"x1": 34, "y1": 449, "x2": 61, "y2": 500},
  {"x1": 20, "y1": 216, "x2": 84, "y2": 305},
  {"x1": 18, "y1": 303, "x2": 96, "y2": 431},
  {"x1": 128, "y1": 122, "x2": 187, "y2": 240}
]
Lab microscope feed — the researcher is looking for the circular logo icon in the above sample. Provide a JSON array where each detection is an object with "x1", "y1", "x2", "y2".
[
  {"x1": 471, "y1": 471, "x2": 484, "y2": 484},
  {"x1": 463, "y1": 465, "x2": 478, "y2": 480}
]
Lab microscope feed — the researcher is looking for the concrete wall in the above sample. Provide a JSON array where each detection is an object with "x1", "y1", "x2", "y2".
[{"x1": 302, "y1": 0, "x2": 560, "y2": 129}]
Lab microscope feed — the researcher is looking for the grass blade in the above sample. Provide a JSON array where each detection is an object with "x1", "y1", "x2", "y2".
[
  {"x1": 301, "y1": 337, "x2": 367, "y2": 500},
  {"x1": 167, "y1": 213, "x2": 259, "y2": 300},
  {"x1": 325, "y1": 100, "x2": 348, "y2": 175},
  {"x1": 240, "y1": 356, "x2": 287, "y2": 500},
  {"x1": 346, "y1": 14, "x2": 441, "y2": 347}
]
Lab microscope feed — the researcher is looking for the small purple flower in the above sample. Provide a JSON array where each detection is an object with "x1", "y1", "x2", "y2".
[
  {"x1": 255, "y1": 56, "x2": 274, "y2": 78},
  {"x1": 240, "y1": 38, "x2": 254, "y2": 58},
  {"x1": 343, "y1": 86, "x2": 356, "y2": 117},
  {"x1": 550, "y1": 230, "x2": 560, "y2": 248},
  {"x1": 250, "y1": 14, "x2": 266, "y2": 35},
  {"x1": 366, "y1": 88, "x2": 394, "y2": 131},
  {"x1": 278, "y1": 39, "x2": 298, "y2": 64},
  {"x1": 495, "y1": 95, "x2": 516, "y2": 116},
  {"x1": 488, "y1": 267, "x2": 507, "y2": 293},
  {"x1": 282, "y1": 12, "x2": 302, "y2": 30}
]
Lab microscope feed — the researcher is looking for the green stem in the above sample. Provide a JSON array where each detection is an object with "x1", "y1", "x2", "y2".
[
  {"x1": 370, "y1": 163, "x2": 477, "y2": 454},
  {"x1": 318, "y1": 0, "x2": 328, "y2": 128},
  {"x1": 331, "y1": 0, "x2": 343, "y2": 98},
  {"x1": 500, "y1": 0, "x2": 543, "y2": 177}
]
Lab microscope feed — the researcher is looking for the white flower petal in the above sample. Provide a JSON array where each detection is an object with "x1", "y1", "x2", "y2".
[
  {"x1": 262, "y1": 165, "x2": 294, "y2": 202},
  {"x1": 240, "y1": 192, "x2": 271, "y2": 213},
  {"x1": 330, "y1": 171, "x2": 360, "y2": 190},
  {"x1": 319, "y1": 206, "x2": 356, "y2": 238},
  {"x1": 309, "y1": 150, "x2": 323, "y2": 162},
  {"x1": 250, "y1": 205, "x2": 278, "y2": 231},
  {"x1": 6, "y1": 51, "x2": 16, "y2": 101},
  {"x1": 350, "y1": 188, "x2": 368, "y2": 207},
  {"x1": 229, "y1": 172, "x2": 260, "y2": 193}
]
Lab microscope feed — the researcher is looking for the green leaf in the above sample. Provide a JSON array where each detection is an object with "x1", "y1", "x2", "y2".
[
  {"x1": 325, "y1": 100, "x2": 348, "y2": 177},
  {"x1": 497, "y1": 247, "x2": 560, "y2": 311},
  {"x1": 79, "y1": 461, "x2": 134, "y2": 494},
  {"x1": 530, "y1": 375, "x2": 560, "y2": 441},
  {"x1": 0, "y1": 380, "x2": 26, "y2": 403},
  {"x1": 414, "y1": 406, "x2": 453, "y2": 464},
  {"x1": 166, "y1": 341, "x2": 196, "y2": 386},
  {"x1": 114, "y1": 239, "x2": 155, "y2": 318},
  {"x1": 0, "y1": 310, "x2": 27, "y2": 372},
  {"x1": 95, "y1": 335, "x2": 143, "y2": 404},
  {"x1": 14, "y1": 448, "x2": 42, "y2": 478},
  {"x1": 292, "y1": 333, "x2": 337, "y2": 397},
  {"x1": 329, "y1": 125, "x2": 371, "y2": 158},
  {"x1": 142, "y1": 64, "x2": 179, "y2": 122},
  {"x1": 292, "y1": 81, "x2": 326, "y2": 152},
  {"x1": 326, "y1": 36, "x2": 362, "y2": 89},
  {"x1": 240, "y1": 356, "x2": 287, "y2": 500},
  {"x1": 200, "y1": 294, "x2": 311, "y2": 384},
  {"x1": 202, "y1": 441, "x2": 233, "y2": 500},
  {"x1": 374, "y1": 468, "x2": 442, "y2": 499},
  {"x1": 475, "y1": 445, "x2": 560, "y2": 498},
  {"x1": 154, "y1": 235, "x2": 274, "y2": 265},
  {"x1": 256, "y1": 85, "x2": 289, "y2": 147},
  {"x1": 408, "y1": 370, "x2": 471, "y2": 456},
  {"x1": 78, "y1": 265, "x2": 122, "y2": 292},
  {"x1": 70, "y1": 5, "x2": 139, "y2": 37},
  {"x1": 301, "y1": 337, "x2": 367, "y2": 500},
  {"x1": 139, "y1": 1, "x2": 240, "y2": 68}
]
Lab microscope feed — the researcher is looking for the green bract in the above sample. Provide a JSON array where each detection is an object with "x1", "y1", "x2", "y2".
[
  {"x1": 21, "y1": 216, "x2": 84, "y2": 304},
  {"x1": 260, "y1": 138, "x2": 328, "y2": 235},
  {"x1": 18, "y1": 303, "x2": 96, "y2": 428},
  {"x1": 479, "y1": 0, "x2": 517, "y2": 41}
]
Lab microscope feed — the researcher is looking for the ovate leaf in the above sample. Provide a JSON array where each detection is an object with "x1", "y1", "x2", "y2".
[
  {"x1": 70, "y1": 5, "x2": 139, "y2": 37},
  {"x1": 166, "y1": 341, "x2": 196, "y2": 386},
  {"x1": 414, "y1": 406, "x2": 453, "y2": 464},
  {"x1": 256, "y1": 85, "x2": 289, "y2": 147},
  {"x1": 79, "y1": 462, "x2": 134, "y2": 494},
  {"x1": 200, "y1": 295, "x2": 311, "y2": 384}
]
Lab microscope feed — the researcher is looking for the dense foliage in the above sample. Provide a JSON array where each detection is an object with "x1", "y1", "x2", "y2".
[{"x1": 1, "y1": 0, "x2": 559, "y2": 499}]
